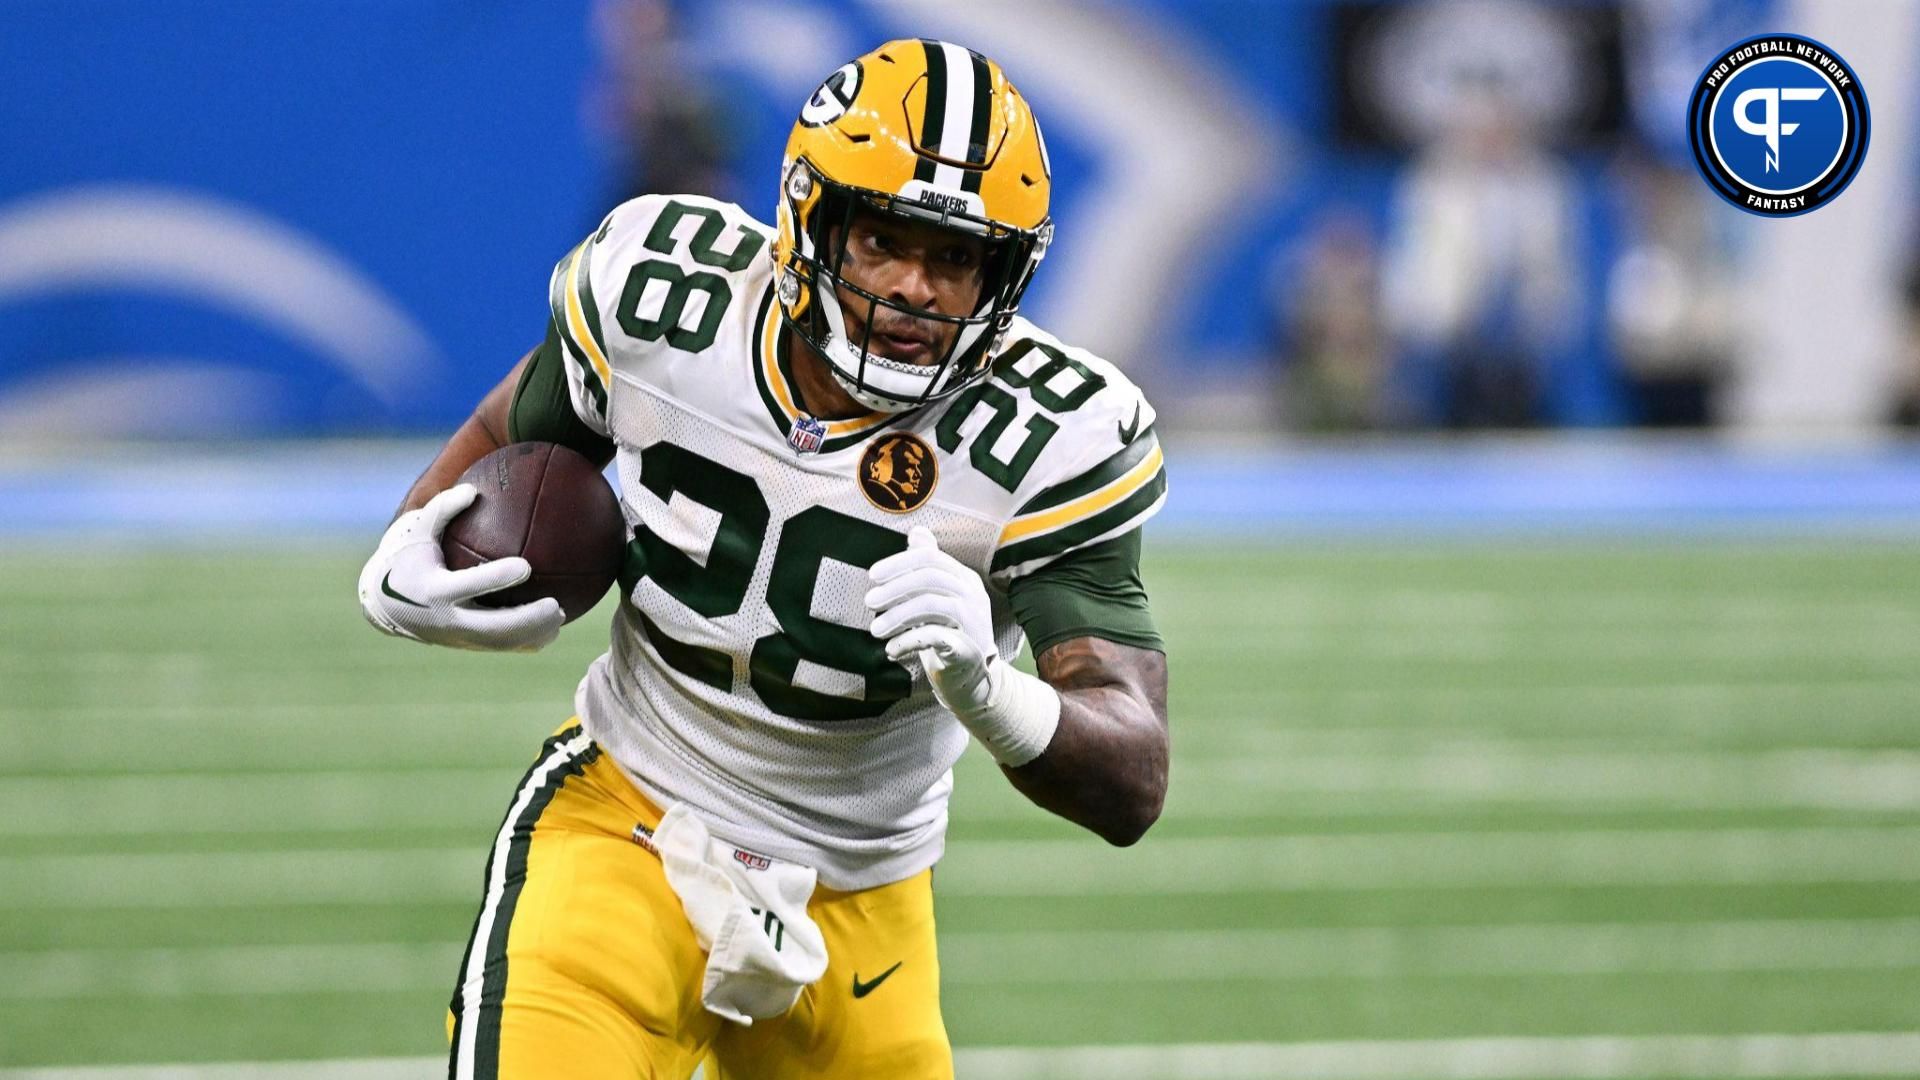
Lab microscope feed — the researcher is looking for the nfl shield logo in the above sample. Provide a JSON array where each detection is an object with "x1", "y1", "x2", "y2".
[{"x1": 789, "y1": 415, "x2": 827, "y2": 455}]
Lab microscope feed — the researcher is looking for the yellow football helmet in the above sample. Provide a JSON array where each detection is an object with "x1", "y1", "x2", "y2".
[{"x1": 774, "y1": 39, "x2": 1054, "y2": 413}]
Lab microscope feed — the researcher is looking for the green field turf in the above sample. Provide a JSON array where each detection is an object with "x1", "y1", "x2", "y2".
[{"x1": 3, "y1": 540, "x2": 1919, "y2": 1071}]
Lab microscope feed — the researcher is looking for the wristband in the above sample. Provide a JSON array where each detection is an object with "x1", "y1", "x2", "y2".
[{"x1": 960, "y1": 662, "x2": 1062, "y2": 767}]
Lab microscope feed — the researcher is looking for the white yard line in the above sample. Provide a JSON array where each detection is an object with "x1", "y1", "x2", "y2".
[
  {"x1": 940, "y1": 918, "x2": 1920, "y2": 983},
  {"x1": 1175, "y1": 682, "x2": 1920, "y2": 748},
  {"x1": 0, "y1": 849, "x2": 477, "y2": 909},
  {"x1": 6, "y1": 679, "x2": 1911, "y2": 724},
  {"x1": 6, "y1": 919, "x2": 1919, "y2": 1000},
  {"x1": 0, "y1": 704, "x2": 558, "y2": 775},
  {"x1": 1185, "y1": 628, "x2": 1920, "y2": 662},
  {"x1": 9, "y1": 680, "x2": 1915, "y2": 771},
  {"x1": 0, "y1": 701, "x2": 564, "y2": 724},
  {"x1": 0, "y1": 1061, "x2": 433, "y2": 1080},
  {"x1": 1189, "y1": 597, "x2": 1920, "y2": 630},
  {"x1": 1198, "y1": 677, "x2": 1919, "y2": 714},
  {"x1": 0, "y1": 942, "x2": 457, "y2": 999},
  {"x1": 10, "y1": 744, "x2": 1920, "y2": 838},
  {"x1": 6, "y1": 827, "x2": 1919, "y2": 908},
  {"x1": 934, "y1": 826, "x2": 1920, "y2": 896},
  {"x1": 955, "y1": 1032, "x2": 1920, "y2": 1079},
  {"x1": 7, "y1": 1033, "x2": 1920, "y2": 1079},
  {"x1": 1157, "y1": 748, "x2": 1920, "y2": 811},
  {"x1": 0, "y1": 769, "x2": 513, "y2": 836},
  {"x1": 0, "y1": 652, "x2": 446, "y2": 675},
  {"x1": 967, "y1": 746, "x2": 1920, "y2": 815}
]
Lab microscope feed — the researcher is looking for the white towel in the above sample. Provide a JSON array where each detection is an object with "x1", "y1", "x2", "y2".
[{"x1": 650, "y1": 803, "x2": 829, "y2": 1025}]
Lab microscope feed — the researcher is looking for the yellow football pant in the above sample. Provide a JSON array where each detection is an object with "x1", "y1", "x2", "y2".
[{"x1": 444, "y1": 723, "x2": 953, "y2": 1079}]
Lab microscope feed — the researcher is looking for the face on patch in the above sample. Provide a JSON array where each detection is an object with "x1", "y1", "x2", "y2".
[
  {"x1": 860, "y1": 434, "x2": 937, "y2": 512},
  {"x1": 870, "y1": 438, "x2": 927, "y2": 495}
]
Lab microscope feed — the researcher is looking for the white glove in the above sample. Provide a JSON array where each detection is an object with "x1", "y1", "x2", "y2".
[
  {"x1": 866, "y1": 527, "x2": 1059, "y2": 765},
  {"x1": 357, "y1": 483, "x2": 564, "y2": 652}
]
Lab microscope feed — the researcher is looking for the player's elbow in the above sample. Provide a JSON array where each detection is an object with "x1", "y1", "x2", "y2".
[
  {"x1": 1100, "y1": 724, "x2": 1169, "y2": 846},
  {"x1": 1097, "y1": 771, "x2": 1167, "y2": 848},
  {"x1": 1097, "y1": 797, "x2": 1162, "y2": 847}
]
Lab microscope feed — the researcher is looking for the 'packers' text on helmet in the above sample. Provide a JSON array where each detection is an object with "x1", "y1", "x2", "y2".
[{"x1": 773, "y1": 39, "x2": 1053, "y2": 413}]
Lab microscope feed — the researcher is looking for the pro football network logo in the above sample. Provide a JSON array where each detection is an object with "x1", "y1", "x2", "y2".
[{"x1": 1687, "y1": 34, "x2": 1869, "y2": 217}]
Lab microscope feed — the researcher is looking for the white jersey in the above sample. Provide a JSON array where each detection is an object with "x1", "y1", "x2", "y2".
[{"x1": 548, "y1": 194, "x2": 1166, "y2": 889}]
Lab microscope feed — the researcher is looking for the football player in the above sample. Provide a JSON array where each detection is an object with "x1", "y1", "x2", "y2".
[{"x1": 359, "y1": 39, "x2": 1169, "y2": 1079}]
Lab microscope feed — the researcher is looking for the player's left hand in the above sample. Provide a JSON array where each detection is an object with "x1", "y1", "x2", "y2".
[
  {"x1": 866, "y1": 527, "x2": 999, "y2": 717},
  {"x1": 867, "y1": 527, "x2": 1061, "y2": 765}
]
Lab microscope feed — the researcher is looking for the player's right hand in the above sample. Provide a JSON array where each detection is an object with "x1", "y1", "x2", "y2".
[{"x1": 356, "y1": 483, "x2": 565, "y2": 652}]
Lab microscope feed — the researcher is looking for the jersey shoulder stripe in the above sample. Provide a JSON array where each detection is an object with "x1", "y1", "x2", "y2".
[
  {"x1": 992, "y1": 433, "x2": 1165, "y2": 572},
  {"x1": 1013, "y1": 423, "x2": 1158, "y2": 518},
  {"x1": 981, "y1": 319, "x2": 1167, "y2": 579},
  {"x1": 548, "y1": 226, "x2": 613, "y2": 424}
]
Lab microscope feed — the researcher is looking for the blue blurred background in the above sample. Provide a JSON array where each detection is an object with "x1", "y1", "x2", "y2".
[{"x1": 6, "y1": 0, "x2": 1919, "y2": 444}]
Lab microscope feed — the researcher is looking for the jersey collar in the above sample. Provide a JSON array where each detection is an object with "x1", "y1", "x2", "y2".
[{"x1": 752, "y1": 283, "x2": 912, "y2": 454}]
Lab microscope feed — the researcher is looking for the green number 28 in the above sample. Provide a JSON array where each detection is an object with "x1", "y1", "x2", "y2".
[
  {"x1": 619, "y1": 442, "x2": 910, "y2": 724},
  {"x1": 615, "y1": 201, "x2": 766, "y2": 354},
  {"x1": 608, "y1": 202, "x2": 901, "y2": 722}
]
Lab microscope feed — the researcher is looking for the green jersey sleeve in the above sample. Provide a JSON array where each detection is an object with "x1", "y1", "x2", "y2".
[
  {"x1": 508, "y1": 322, "x2": 618, "y2": 462},
  {"x1": 1005, "y1": 528, "x2": 1163, "y2": 656}
]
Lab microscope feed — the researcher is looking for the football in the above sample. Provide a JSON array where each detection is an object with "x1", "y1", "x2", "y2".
[{"x1": 442, "y1": 442, "x2": 627, "y2": 623}]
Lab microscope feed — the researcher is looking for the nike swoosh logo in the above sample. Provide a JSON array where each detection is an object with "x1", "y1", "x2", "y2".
[
  {"x1": 1118, "y1": 401, "x2": 1142, "y2": 445},
  {"x1": 380, "y1": 571, "x2": 428, "y2": 609},
  {"x1": 851, "y1": 961, "x2": 903, "y2": 999}
]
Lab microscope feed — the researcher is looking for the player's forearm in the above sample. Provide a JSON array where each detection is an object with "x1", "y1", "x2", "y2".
[
  {"x1": 394, "y1": 351, "x2": 531, "y2": 517},
  {"x1": 396, "y1": 414, "x2": 507, "y2": 517},
  {"x1": 1001, "y1": 639, "x2": 1169, "y2": 847}
]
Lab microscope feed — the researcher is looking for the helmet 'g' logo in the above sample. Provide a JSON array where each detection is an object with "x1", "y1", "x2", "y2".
[
  {"x1": 859, "y1": 433, "x2": 937, "y2": 513},
  {"x1": 800, "y1": 61, "x2": 863, "y2": 128},
  {"x1": 1688, "y1": 34, "x2": 1868, "y2": 217}
]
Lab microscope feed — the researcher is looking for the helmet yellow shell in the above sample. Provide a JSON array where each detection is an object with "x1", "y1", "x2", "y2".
[{"x1": 773, "y1": 39, "x2": 1055, "y2": 412}]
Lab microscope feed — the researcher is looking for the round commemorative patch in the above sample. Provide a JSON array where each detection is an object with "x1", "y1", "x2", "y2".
[
  {"x1": 1687, "y1": 34, "x2": 1869, "y2": 217},
  {"x1": 859, "y1": 433, "x2": 937, "y2": 513}
]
